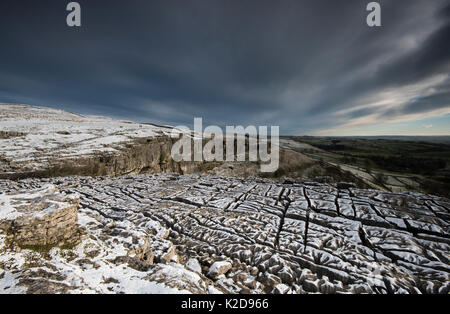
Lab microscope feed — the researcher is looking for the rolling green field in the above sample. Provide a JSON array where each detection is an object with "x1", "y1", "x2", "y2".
[{"x1": 281, "y1": 136, "x2": 450, "y2": 198}]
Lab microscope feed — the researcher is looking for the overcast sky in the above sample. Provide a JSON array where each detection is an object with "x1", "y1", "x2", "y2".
[{"x1": 0, "y1": 0, "x2": 449, "y2": 135}]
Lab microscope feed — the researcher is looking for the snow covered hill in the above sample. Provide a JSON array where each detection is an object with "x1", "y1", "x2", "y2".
[{"x1": 0, "y1": 104, "x2": 174, "y2": 173}]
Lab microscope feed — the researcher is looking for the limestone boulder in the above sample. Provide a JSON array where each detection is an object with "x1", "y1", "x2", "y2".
[{"x1": 0, "y1": 184, "x2": 80, "y2": 247}]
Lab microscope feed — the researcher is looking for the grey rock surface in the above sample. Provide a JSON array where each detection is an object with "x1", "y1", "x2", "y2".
[{"x1": 0, "y1": 174, "x2": 449, "y2": 294}]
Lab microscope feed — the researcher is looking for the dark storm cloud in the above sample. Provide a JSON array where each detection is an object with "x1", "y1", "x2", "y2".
[{"x1": 0, "y1": 0, "x2": 449, "y2": 133}]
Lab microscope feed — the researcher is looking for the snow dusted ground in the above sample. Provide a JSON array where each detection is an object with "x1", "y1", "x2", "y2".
[
  {"x1": 0, "y1": 184, "x2": 77, "y2": 221},
  {"x1": 0, "y1": 174, "x2": 449, "y2": 294},
  {"x1": 0, "y1": 104, "x2": 174, "y2": 172}
]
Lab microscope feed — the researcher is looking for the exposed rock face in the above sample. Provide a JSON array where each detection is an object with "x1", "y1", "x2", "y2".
[
  {"x1": 186, "y1": 258, "x2": 202, "y2": 273},
  {"x1": 127, "y1": 236, "x2": 154, "y2": 269},
  {"x1": 208, "y1": 261, "x2": 232, "y2": 278},
  {"x1": 39, "y1": 137, "x2": 197, "y2": 178},
  {"x1": 0, "y1": 185, "x2": 80, "y2": 247}
]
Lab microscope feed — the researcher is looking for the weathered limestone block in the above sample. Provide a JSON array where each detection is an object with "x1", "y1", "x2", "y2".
[
  {"x1": 208, "y1": 261, "x2": 232, "y2": 279},
  {"x1": 127, "y1": 236, "x2": 154, "y2": 267},
  {"x1": 185, "y1": 258, "x2": 202, "y2": 273},
  {"x1": 0, "y1": 184, "x2": 80, "y2": 247}
]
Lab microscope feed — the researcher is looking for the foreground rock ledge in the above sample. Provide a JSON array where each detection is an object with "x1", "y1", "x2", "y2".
[
  {"x1": 0, "y1": 184, "x2": 80, "y2": 248},
  {"x1": 0, "y1": 174, "x2": 449, "y2": 293}
]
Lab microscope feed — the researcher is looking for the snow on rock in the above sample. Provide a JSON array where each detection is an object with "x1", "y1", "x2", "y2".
[
  {"x1": 208, "y1": 261, "x2": 232, "y2": 278},
  {"x1": 272, "y1": 283, "x2": 290, "y2": 294},
  {"x1": 146, "y1": 220, "x2": 170, "y2": 239},
  {"x1": 0, "y1": 104, "x2": 175, "y2": 174},
  {"x1": 186, "y1": 258, "x2": 202, "y2": 274},
  {"x1": 0, "y1": 184, "x2": 80, "y2": 247}
]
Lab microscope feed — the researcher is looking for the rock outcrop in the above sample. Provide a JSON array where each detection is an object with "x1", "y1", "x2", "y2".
[
  {"x1": 0, "y1": 185, "x2": 80, "y2": 248},
  {"x1": 208, "y1": 261, "x2": 232, "y2": 278}
]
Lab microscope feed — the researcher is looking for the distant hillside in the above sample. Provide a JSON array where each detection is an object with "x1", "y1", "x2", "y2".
[
  {"x1": 281, "y1": 136, "x2": 450, "y2": 198},
  {"x1": 334, "y1": 136, "x2": 450, "y2": 145}
]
